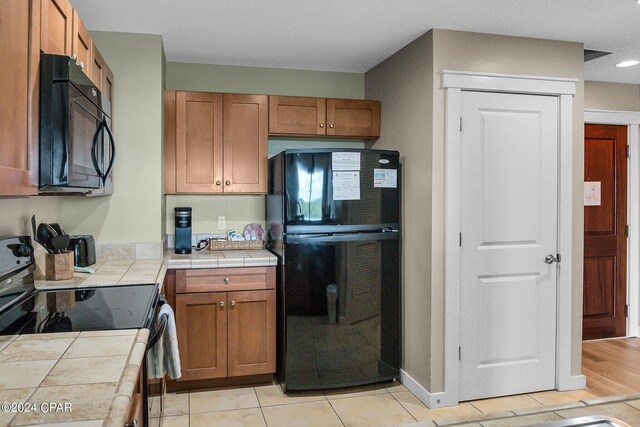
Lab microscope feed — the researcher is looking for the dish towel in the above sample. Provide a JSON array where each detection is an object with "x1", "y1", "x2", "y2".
[{"x1": 148, "y1": 304, "x2": 181, "y2": 379}]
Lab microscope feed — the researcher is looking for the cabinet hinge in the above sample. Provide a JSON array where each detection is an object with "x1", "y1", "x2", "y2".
[
  {"x1": 627, "y1": 145, "x2": 631, "y2": 159},
  {"x1": 626, "y1": 225, "x2": 630, "y2": 238},
  {"x1": 625, "y1": 304, "x2": 629, "y2": 317},
  {"x1": 459, "y1": 117, "x2": 463, "y2": 132},
  {"x1": 458, "y1": 346, "x2": 461, "y2": 360},
  {"x1": 459, "y1": 233, "x2": 462, "y2": 247}
]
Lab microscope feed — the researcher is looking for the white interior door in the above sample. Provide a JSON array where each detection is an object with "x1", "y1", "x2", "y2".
[{"x1": 459, "y1": 91, "x2": 559, "y2": 401}]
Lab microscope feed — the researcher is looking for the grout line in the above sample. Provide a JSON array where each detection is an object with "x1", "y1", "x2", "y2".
[
  {"x1": 388, "y1": 390, "x2": 419, "y2": 422},
  {"x1": 326, "y1": 398, "x2": 347, "y2": 427},
  {"x1": 468, "y1": 400, "x2": 485, "y2": 414}
]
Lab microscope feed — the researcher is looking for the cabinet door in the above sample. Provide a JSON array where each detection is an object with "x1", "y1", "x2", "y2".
[
  {"x1": 71, "y1": 10, "x2": 92, "y2": 78},
  {"x1": 0, "y1": 0, "x2": 38, "y2": 195},
  {"x1": 41, "y1": 0, "x2": 73, "y2": 55},
  {"x1": 176, "y1": 91, "x2": 224, "y2": 193},
  {"x1": 227, "y1": 290, "x2": 276, "y2": 377},
  {"x1": 176, "y1": 293, "x2": 228, "y2": 381},
  {"x1": 91, "y1": 42, "x2": 105, "y2": 91},
  {"x1": 327, "y1": 99, "x2": 380, "y2": 138},
  {"x1": 223, "y1": 94, "x2": 268, "y2": 193},
  {"x1": 268, "y1": 96, "x2": 326, "y2": 136}
]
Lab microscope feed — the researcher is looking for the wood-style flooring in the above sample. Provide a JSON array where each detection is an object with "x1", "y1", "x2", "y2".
[{"x1": 583, "y1": 337, "x2": 640, "y2": 396}]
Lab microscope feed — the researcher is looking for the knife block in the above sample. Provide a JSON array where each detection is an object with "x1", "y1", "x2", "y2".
[{"x1": 45, "y1": 252, "x2": 74, "y2": 280}]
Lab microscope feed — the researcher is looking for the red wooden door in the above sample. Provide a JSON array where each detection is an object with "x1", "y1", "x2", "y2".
[{"x1": 583, "y1": 124, "x2": 628, "y2": 340}]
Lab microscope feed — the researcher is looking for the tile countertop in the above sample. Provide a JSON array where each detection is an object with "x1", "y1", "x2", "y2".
[
  {"x1": 35, "y1": 259, "x2": 164, "y2": 290},
  {"x1": 35, "y1": 250, "x2": 277, "y2": 292},
  {"x1": 164, "y1": 249, "x2": 277, "y2": 269},
  {"x1": 0, "y1": 329, "x2": 149, "y2": 427}
]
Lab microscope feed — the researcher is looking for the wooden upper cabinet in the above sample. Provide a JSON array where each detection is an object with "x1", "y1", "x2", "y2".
[
  {"x1": 269, "y1": 96, "x2": 326, "y2": 136},
  {"x1": 327, "y1": 99, "x2": 380, "y2": 138},
  {"x1": 176, "y1": 292, "x2": 228, "y2": 381},
  {"x1": 0, "y1": 0, "x2": 39, "y2": 196},
  {"x1": 223, "y1": 94, "x2": 268, "y2": 194},
  {"x1": 41, "y1": 0, "x2": 73, "y2": 55},
  {"x1": 175, "y1": 91, "x2": 224, "y2": 193},
  {"x1": 71, "y1": 10, "x2": 92, "y2": 78},
  {"x1": 227, "y1": 290, "x2": 276, "y2": 377},
  {"x1": 91, "y1": 42, "x2": 104, "y2": 91}
]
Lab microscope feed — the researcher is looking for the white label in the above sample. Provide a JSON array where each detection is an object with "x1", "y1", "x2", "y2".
[
  {"x1": 373, "y1": 168, "x2": 398, "y2": 188},
  {"x1": 332, "y1": 152, "x2": 361, "y2": 171},
  {"x1": 584, "y1": 181, "x2": 601, "y2": 206},
  {"x1": 333, "y1": 171, "x2": 360, "y2": 200}
]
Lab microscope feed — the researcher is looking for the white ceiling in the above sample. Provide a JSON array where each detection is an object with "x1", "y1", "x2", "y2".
[{"x1": 74, "y1": 0, "x2": 640, "y2": 83}]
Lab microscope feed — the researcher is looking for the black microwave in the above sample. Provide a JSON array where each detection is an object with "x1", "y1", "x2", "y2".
[{"x1": 39, "y1": 53, "x2": 115, "y2": 192}]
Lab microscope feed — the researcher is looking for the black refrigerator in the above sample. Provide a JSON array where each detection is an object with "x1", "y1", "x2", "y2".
[{"x1": 267, "y1": 149, "x2": 401, "y2": 391}]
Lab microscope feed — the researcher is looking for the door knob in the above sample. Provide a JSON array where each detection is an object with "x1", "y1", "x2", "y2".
[
  {"x1": 544, "y1": 254, "x2": 560, "y2": 264},
  {"x1": 219, "y1": 301, "x2": 225, "y2": 307}
]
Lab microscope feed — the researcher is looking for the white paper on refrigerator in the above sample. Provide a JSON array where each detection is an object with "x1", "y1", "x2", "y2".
[
  {"x1": 332, "y1": 152, "x2": 361, "y2": 171},
  {"x1": 373, "y1": 168, "x2": 398, "y2": 188},
  {"x1": 332, "y1": 171, "x2": 360, "y2": 200}
]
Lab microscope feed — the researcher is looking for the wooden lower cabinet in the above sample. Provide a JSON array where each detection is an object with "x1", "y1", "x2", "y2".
[
  {"x1": 227, "y1": 290, "x2": 276, "y2": 377},
  {"x1": 176, "y1": 292, "x2": 228, "y2": 381},
  {"x1": 173, "y1": 268, "x2": 276, "y2": 382}
]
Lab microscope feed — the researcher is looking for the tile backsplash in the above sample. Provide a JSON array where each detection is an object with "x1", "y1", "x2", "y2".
[{"x1": 95, "y1": 242, "x2": 163, "y2": 261}]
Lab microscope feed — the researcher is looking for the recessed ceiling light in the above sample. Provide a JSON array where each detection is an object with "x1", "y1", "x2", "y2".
[{"x1": 616, "y1": 60, "x2": 640, "y2": 68}]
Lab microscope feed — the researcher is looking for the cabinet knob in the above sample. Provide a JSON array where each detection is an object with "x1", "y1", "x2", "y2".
[
  {"x1": 319, "y1": 123, "x2": 325, "y2": 128},
  {"x1": 224, "y1": 277, "x2": 230, "y2": 283},
  {"x1": 71, "y1": 55, "x2": 78, "y2": 62},
  {"x1": 216, "y1": 181, "x2": 221, "y2": 186},
  {"x1": 329, "y1": 123, "x2": 334, "y2": 129},
  {"x1": 225, "y1": 180, "x2": 231, "y2": 186},
  {"x1": 219, "y1": 301, "x2": 225, "y2": 307},
  {"x1": 231, "y1": 300, "x2": 236, "y2": 307},
  {"x1": 79, "y1": 61, "x2": 84, "y2": 70}
]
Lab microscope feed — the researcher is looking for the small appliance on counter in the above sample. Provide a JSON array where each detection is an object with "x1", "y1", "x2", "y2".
[
  {"x1": 175, "y1": 207, "x2": 192, "y2": 254},
  {"x1": 68, "y1": 235, "x2": 96, "y2": 267}
]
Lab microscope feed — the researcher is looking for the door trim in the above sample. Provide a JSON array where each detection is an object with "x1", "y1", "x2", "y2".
[
  {"x1": 438, "y1": 70, "x2": 581, "y2": 408},
  {"x1": 585, "y1": 109, "x2": 640, "y2": 338}
]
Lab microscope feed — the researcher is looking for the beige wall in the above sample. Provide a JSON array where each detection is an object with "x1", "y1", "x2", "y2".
[
  {"x1": 60, "y1": 32, "x2": 165, "y2": 244},
  {"x1": 366, "y1": 29, "x2": 585, "y2": 393},
  {"x1": 585, "y1": 81, "x2": 640, "y2": 111},
  {"x1": 365, "y1": 32, "x2": 434, "y2": 389},
  {"x1": 164, "y1": 62, "x2": 365, "y2": 236},
  {"x1": 0, "y1": 196, "x2": 62, "y2": 237}
]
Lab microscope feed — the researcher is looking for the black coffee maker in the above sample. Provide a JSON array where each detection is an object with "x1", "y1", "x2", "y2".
[{"x1": 175, "y1": 207, "x2": 192, "y2": 254}]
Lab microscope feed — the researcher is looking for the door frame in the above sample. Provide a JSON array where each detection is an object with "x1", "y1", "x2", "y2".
[
  {"x1": 439, "y1": 70, "x2": 582, "y2": 407},
  {"x1": 585, "y1": 110, "x2": 640, "y2": 338}
]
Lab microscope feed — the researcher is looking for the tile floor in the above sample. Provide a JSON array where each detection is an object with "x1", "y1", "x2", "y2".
[{"x1": 157, "y1": 382, "x2": 601, "y2": 427}]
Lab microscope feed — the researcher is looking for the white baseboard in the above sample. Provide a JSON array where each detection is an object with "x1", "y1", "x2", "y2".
[
  {"x1": 558, "y1": 374, "x2": 587, "y2": 391},
  {"x1": 400, "y1": 369, "x2": 458, "y2": 408}
]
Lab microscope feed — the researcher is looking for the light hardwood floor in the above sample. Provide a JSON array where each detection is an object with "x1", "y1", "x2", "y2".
[{"x1": 583, "y1": 337, "x2": 640, "y2": 396}]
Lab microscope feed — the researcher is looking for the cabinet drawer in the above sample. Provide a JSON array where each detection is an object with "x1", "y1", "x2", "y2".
[{"x1": 176, "y1": 267, "x2": 275, "y2": 293}]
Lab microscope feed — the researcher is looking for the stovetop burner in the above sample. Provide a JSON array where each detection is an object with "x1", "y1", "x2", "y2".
[{"x1": 0, "y1": 284, "x2": 158, "y2": 335}]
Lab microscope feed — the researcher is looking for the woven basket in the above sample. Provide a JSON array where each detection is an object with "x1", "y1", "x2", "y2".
[{"x1": 208, "y1": 240, "x2": 265, "y2": 251}]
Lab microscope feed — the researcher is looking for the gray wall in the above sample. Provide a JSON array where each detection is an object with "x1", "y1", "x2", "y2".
[{"x1": 365, "y1": 29, "x2": 585, "y2": 393}]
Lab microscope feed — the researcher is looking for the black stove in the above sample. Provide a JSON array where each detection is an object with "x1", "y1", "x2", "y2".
[{"x1": 0, "y1": 236, "x2": 159, "y2": 336}]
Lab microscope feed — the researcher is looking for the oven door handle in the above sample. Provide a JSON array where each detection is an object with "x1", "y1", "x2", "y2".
[{"x1": 147, "y1": 308, "x2": 168, "y2": 350}]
